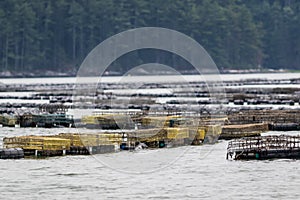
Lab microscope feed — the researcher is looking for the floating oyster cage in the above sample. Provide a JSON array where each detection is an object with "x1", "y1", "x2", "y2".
[{"x1": 227, "y1": 135, "x2": 300, "y2": 160}]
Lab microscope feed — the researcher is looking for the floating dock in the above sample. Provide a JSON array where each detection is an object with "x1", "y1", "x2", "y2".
[
  {"x1": 1, "y1": 124, "x2": 222, "y2": 159},
  {"x1": 0, "y1": 148, "x2": 24, "y2": 159},
  {"x1": 0, "y1": 114, "x2": 18, "y2": 127},
  {"x1": 220, "y1": 123, "x2": 268, "y2": 140},
  {"x1": 227, "y1": 135, "x2": 300, "y2": 160},
  {"x1": 0, "y1": 113, "x2": 74, "y2": 128},
  {"x1": 2, "y1": 109, "x2": 300, "y2": 132},
  {"x1": 81, "y1": 114, "x2": 134, "y2": 129},
  {"x1": 19, "y1": 113, "x2": 74, "y2": 128},
  {"x1": 228, "y1": 110, "x2": 300, "y2": 126},
  {"x1": 3, "y1": 134, "x2": 117, "y2": 157}
]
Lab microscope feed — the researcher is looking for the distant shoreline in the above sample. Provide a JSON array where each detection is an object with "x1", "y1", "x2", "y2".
[{"x1": 0, "y1": 69, "x2": 295, "y2": 79}]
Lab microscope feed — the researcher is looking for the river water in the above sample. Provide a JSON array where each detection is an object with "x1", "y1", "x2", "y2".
[
  {"x1": 1, "y1": 74, "x2": 300, "y2": 199},
  {"x1": 0, "y1": 127, "x2": 299, "y2": 199}
]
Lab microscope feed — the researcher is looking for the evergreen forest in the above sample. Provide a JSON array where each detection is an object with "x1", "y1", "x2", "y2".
[{"x1": 0, "y1": 0, "x2": 300, "y2": 76}]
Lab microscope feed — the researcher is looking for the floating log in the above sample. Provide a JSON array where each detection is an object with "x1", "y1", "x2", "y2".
[{"x1": 227, "y1": 135, "x2": 300, "y2": 160}]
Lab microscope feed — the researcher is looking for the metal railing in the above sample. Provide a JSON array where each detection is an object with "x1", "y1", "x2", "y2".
[{"x1": 227, "y1": 135, "x2": 300, "y2": 153}]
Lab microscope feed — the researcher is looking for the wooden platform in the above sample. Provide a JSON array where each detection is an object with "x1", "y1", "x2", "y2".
[
  {"x1": 3, "y1": 134, "x2": 118, "y2": 157},
  {"x1": 220, "y1": 123, "x2": 268, "y2": 139},
  {"x1": 228, "y1": 110, "x2": 300, "y2": 125}
]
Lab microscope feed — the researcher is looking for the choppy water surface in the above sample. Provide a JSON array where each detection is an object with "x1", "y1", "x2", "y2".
[{"x1": 0, "y1": 127, "x2": 299, "y2": 199}]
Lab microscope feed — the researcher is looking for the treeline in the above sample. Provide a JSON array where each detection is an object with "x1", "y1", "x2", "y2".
[{"x1": 0, "y1": 0, "x2": 300, "y2": 75}]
